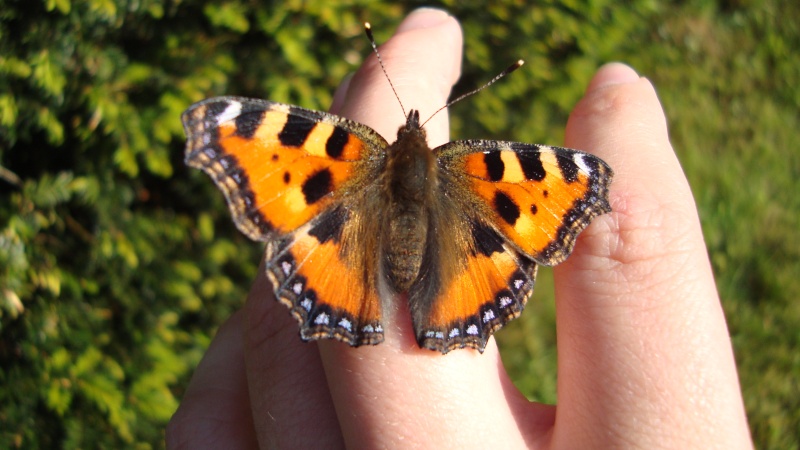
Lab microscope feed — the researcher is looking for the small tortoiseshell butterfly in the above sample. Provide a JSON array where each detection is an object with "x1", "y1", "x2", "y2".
[{"x1": 182, "y1": 26, "x2": 613, "y2": 354}]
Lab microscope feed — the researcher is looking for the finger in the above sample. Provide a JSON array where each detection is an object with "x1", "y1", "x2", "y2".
[
  {"x1": 243, "y1": 10, "x2": 467, "y2": 448},
  {"x1": 337, "y1": 8, "x2": 461, "y2": 147},
  {"x1": 244, "y1": 263, "x2": 345, "y2": 448},
  {"x1": 166, "y1": 311, "x2": 258, "y2": 449},
  {"x1": 328, "y1": 72, "x2": 353, "y2": 115},
  {"x1": 316, "y1": 8, "x2": 553, "y2": 448},
  {"x1": 553, "y1": 63, "x2": 751, "y2": 447}
]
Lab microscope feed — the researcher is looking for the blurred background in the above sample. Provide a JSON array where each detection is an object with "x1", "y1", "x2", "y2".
[{"x1": 1, "y1": 0, "x2": 797, "y2": 447}]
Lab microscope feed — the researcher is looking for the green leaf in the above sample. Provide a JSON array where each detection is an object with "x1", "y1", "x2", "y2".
[
  {"x1": 0, "y1": 56, "x2": 32, "y2": 78},
  {"x1": 45, "y1": 0, "x2": 71, "y2": 14},
  {"x1": 35, "y1": 106, "x2": 64, "y2": 145},
  {"x1": 88, "y1": 0, "x2": 117, "y2": 19},
  {"x1": 31, "y1": 51, "x2": 67, "y2": 98},
  {"x1": 203, "y1": 3, "x2": 250, "y2": 33},
  {"x1": 0, "y1": 94, "x2": 18, "y2": 127}
]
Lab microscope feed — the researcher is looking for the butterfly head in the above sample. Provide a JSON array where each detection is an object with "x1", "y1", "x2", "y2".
[{"x1": 397, "y1": 109, "x2": 425, "y2": 140}]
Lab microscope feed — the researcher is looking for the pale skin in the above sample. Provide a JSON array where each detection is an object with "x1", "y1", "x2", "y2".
[{"x1": 167, "y1": 8, "x2": 753, "y2": 449}]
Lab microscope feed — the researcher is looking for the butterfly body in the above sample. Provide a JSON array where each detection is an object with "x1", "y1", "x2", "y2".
[
  {"x1": 380, "y1": 110, "x2": 436, "y2": 293},
  {"x1": 183, "y1": 96, "x2": 613, "y2": 354}
]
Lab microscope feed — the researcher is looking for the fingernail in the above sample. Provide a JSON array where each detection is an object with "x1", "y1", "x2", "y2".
[
  {"x1": 397, "y1": 8, "x2": 452, "y2": 32},
  {"x1": 588, "y1": 62, "x2": 640, "y2": 92}
]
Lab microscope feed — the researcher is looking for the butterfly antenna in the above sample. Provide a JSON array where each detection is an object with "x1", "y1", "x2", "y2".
[
  {"x1": 420, "y1": 59, "x2": 525, "y2": 128},
  {"x1": 364, "y1": 22, "x2": 406, "y2": 118}
]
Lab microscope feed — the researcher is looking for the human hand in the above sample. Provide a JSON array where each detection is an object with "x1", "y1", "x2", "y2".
[{"x1": 167, "y1": 8, "x2": 752, "y2": 449}]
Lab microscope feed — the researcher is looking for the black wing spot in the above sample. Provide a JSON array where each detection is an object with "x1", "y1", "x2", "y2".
[
  {"x1": 530, "y1": 204, "x2": 538, "y2": 215},
  {"x1": 543, "y1": 190, "x2": 549, "y2": 198},
  {"x1": 558, "y1": 155, "x2": 580, "y2": 183},
  {"x1": 279, "y1": 113, "x2": 316, "y2": 147},
  {"x1": 308, "y1": 206, "x2": 347, "y2": 244},
  {"x1": 326, "y1": 127, "x2": 349, "y2": 158},
  {"x1": 234, "y1": 112, "x2": 262, "y2": 139},
  {"x1": 494, "y1": 191, "x2": 520, "y2": 226},
  {"x1": 205, "y1": 102, "x2": 228, "y2": 119},
  {"x1": 483, "y1": 151, "x2": 504, "y2": 181},
  {"x1": 271, "y1": 153, "x2": 279, "y2": 161},
  {"x1": 283, "y1": 171, "x2": 291, "y2": 184},
  {"x1": 470, "y1": 220, "x2": 505, "y2": 256},
  {"x1": 517, "y1": 151, "x2": 546, "y2": 181},
  {"x1": 302, "y1": 168, "x2": 333, "y2": 205}
]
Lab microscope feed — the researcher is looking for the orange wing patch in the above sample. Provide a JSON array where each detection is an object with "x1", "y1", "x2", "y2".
[
  {"x1": 266, "y1": 206, "x2": 384, "y2": 345},
  {"x1": 447, "y1": 142, "x2": 613, "y2": 265},
  {"x1": 411, "y1": 221, "x2": 537, "y2": 353},
  {"x1": 182, "y1": 97, "x2": 376, "y2": 240}
]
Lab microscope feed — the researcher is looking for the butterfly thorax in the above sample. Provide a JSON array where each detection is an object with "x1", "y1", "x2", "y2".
[{"x1": 382, "y1": 110, "x2": 438, "y2": 292}]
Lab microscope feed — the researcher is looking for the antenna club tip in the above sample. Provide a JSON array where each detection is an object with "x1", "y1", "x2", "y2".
[
  {"x1": 364, "y1": 22, "x2": 375, "y2": 42},
  {"x1": 517, "y1": 59, "x2": 525, "y2": 66}
]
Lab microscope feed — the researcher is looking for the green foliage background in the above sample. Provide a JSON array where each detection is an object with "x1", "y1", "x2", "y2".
[{"x1": 1, "y1": 0, "x2": 797, "y2": 448}]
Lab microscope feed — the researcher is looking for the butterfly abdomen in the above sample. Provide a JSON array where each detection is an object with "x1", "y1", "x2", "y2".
[{"x1": 382, "y1": 110, "x2": 438, "y2": 292}]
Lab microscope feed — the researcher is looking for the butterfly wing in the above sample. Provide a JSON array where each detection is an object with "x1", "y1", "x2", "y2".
[
  {"x1": 448, "y1": 140, "x2": 613, "y2": 264},
  {"x1": 408, "y1": 214, "x2": 539, "y2": 353},
  {"x1": 183, "y1": 96, "x2": 388, "y2": 346},
  {"x1": 409, "y1": 140, "x2": 613, "y2": 353}
]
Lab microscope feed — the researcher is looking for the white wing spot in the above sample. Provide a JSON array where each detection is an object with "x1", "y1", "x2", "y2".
[
  {"x1": 425, "y1": 331, "x2": 435, "y2": 338},
  {"x1": 499, "y1": 296, "x2": 513, "y2": 308},
  {"x1": 281, "y1": 261, "x2": 292, "y2": 275},
  {"x1": 435, "y1": 331, "x2": 445, "y2": 339},
  {"x1": 376, "y1": 325, "x2": 383, "y2": 333},
  {"x1": 466, "y1": 324, "x2": 479, "y2": 335},
  {"x1": 574, "y1": 153, "x2": 592, "y2": 175},
  {"x1": 300, "y1": 298, "x2": 312, "y2": 311},
  {"x1": 483, "y1": 309, "x2": 496, "y2": 323},
  {"x1": 292, "y1": 282, "x2": 303, "y2": 295},
  {"x1": 338, "y1": 318, "x2": 352, "y2": 332},
  {"x1": 216, "y1": 101, "x2": 242, "y2": 126},
  {"x1": 363, "y1": 324, "x2": 374, "y2": 333},
  {"x1": 449, "y1": 328, "x2": 460, "y2": 338},
  {"x1": 314, "y1": 312, "x2": 330, "y2": 325},
  {"x1": 514, "y1": 278, "x2": 524, "y2": 290}
]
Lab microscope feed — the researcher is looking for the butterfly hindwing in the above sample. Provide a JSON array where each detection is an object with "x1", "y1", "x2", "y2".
[
  {"x1": 266, "y1": 205, "x2": 384, "y2": 346},
  {"x1": 183, "y1": 96, "x2": 388, "y2": 346},
  {"x1": 409, "y1": 217, "x2": 538, "y2": 353}
]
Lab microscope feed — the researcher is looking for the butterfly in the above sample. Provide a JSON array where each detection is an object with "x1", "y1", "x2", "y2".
[{"x1": 182, "y1": 44, "x2": 613, "y2": 355}]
